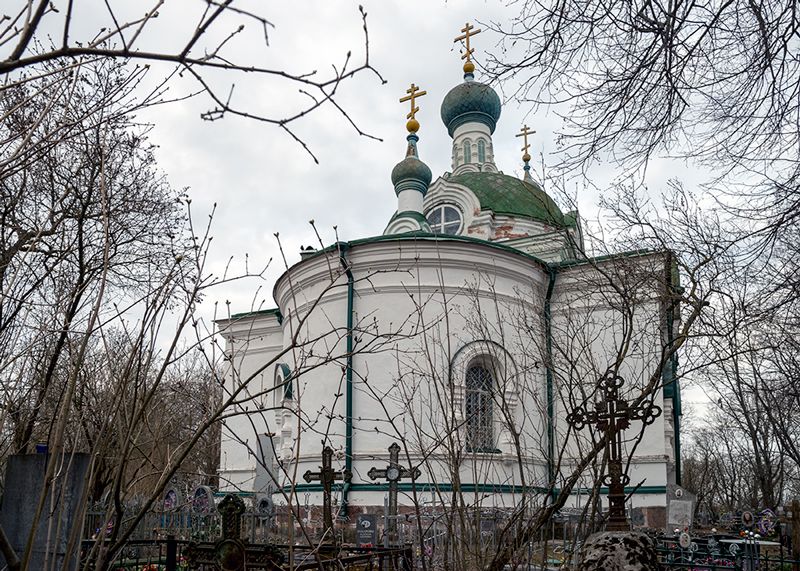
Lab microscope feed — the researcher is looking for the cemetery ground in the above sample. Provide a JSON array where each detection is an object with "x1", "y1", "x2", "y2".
[{"x1": 4, "y1": 445, "x2": 800, "y2": 570}]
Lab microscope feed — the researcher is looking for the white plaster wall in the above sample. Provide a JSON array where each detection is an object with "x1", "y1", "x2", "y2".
[
  {"x1": 219, "y1": 241, "x2": 675, "y2": 511},
  {"x1": 216, "y1": 314, "x2": 283, "y2": 491},
  {"x1": 270, "y1": 238, "x2": 552, "y2": 506},
  {"x1": 451, "y1": 122, "x2": 496, "y2": 173},
  {"x1": 549, "y1": 253, "x2": 674, "y2": 502}
]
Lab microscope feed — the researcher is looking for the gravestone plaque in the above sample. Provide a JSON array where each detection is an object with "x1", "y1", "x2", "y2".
[
  {"x1": 163, "y1": 487, "x2": 181, "y2": 511},
  {"x1": 356, "y1": 514, "x2": 378, "y2": 547},
  {"x1": 0, "y1": 453, "x2": 90, "y2": 571},
  {"x1": 254, "y1": 433, "x2": 277, "y2": 495},
  {"x1": 192, "y1": 485, "x2": 216, "y2": 514},
  {"x1": 666, "y1": 484, "x2": 696, "y2": 531}
]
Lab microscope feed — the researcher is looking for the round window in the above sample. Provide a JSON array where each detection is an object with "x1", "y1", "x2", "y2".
[{"x1": 426, "y1": 205, "x2": 462, "y2": 235}]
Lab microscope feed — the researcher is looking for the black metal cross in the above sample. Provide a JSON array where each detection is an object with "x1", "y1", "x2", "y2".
[
  {"x1": 184, "y1": 494, "x2": 284, "y2": 570},
  {"x1": 566, "y1": 372, "x2": 662, "y2": 531},
  {"x1": 368, "y1": 442, "x2": 421, "y2": 545},
  {"x1": 304, "y1": 445, "x2": 352, "y2": 543}
]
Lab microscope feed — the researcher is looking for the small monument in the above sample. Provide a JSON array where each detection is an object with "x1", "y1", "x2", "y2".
[
  {"x1": 367, "y1": 442, "x2": 420, "y2": 545},
  {"x1": 302, "y1": 446, "x2": 351, "y2": 544},
  {"x1": 567, "y1": 372, "x2": 662, "y2": 531},
  {"x1": 666, "y1": 484, "x2": 696, "y2": 532}
]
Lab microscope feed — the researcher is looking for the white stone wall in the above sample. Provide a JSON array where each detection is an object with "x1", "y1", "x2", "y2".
[
  {"x1": 217, "y1": 240, "x2": 676, "y2": 512},
  {"x1": 216, "y1": 313, "x2": 283, "y2": 491},
  {"x1": 550, "y1": 253, "x2": 674, "y2": 506}
]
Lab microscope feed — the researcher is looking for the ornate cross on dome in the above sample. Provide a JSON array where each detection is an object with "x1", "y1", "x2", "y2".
[
  {"x1": 400, "y1": 83, "x2": 427, "y2": 133},
  {"x1": 516, "y1": 125, "x2": 536, "y2": 162},
  {"x1": 455, "y1": 22, "x2": 482, "y2": 74}
]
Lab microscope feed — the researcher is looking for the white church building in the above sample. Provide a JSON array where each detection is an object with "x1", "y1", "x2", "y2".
[{"x1": 216, "y1": 33, "x2": 682, "y2": 529}]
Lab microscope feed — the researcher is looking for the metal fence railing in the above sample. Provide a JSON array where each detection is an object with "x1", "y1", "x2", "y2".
[{"x1": 658, "y1": 535, "x2": 800, "y2": 571}]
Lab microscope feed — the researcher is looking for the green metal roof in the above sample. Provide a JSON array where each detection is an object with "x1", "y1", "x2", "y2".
[{"x1": 448, "y1": 172, "x2": 574, "y2": 227}]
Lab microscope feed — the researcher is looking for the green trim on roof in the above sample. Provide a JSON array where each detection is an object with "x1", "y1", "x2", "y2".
[
  {"x1": 448, "y1": 172, "x2": 568, "y2": 226},
  {"x1": 229, "y1": 307, "x2": 283, "y2": 322},
  {"x1": 554, "y1": 249, "x2": 658, "y2": 268},
  {"x1": 295, "y1": 233, "x2": 550, "y2": 270},
  {"x1": 282, "y1": 482, "x2": 550, "y2": 495},
  {"x1": 386, "y1": 210, "x2": 430, "y2": 227}
]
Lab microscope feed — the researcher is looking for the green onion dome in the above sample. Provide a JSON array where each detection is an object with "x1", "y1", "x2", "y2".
[
  {"x1": 391, "y1": 133, "x2": 432, "y2": 195},
  {"x1": 440, "y1": 80, "x2": 502, "y2": 137},
  {"x1": 391, "y1": 156, "x2": 432, "y2": 188}
]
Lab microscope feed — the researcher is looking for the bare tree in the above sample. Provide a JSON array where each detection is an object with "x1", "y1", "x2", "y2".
[{"x1": 1, "y1": 1, "x2": 385, "y2": 160}]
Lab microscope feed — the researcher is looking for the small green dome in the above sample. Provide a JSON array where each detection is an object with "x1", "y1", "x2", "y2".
[
  {"x1": 448, "y1": 171, "x2": 575, "y2": 227},
  {"x1": 391, "y1": 156, "x2": 432, "y2": 188},
  {"x1": 440, "y1": 81, "x2": 502, "y2": 137}
]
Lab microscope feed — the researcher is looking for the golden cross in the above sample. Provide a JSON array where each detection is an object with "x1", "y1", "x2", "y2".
[
  {"x1": 400, "y1": 83, "x2": 426, "y2": 133},
  {"x1": 454, "y1": 22, "x2": 482, "y2": 65},
  {"x1": 516, "y1": 125, "x2": 536, "y2": 160}
]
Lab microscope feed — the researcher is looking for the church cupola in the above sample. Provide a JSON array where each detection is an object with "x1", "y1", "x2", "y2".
[
  {"x1": 440, "y1": 23, "x2": 501, "y2": 175},
  {"x1": 384, "y1": 84, "x2": 433, "y2": 235}
]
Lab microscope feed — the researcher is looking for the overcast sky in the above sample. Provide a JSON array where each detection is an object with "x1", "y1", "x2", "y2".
[
  {"x1": 132, "y1": 1, "x2": 589, "y2": 317},
  {"x1": 99, "y1": 0, "x2": 703, "y2": 409}
]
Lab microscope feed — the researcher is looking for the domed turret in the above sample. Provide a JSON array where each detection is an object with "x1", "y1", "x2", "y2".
[
  {"x1": 440, "y1": 80, "x2": 501, "y2": 137},
  {"x1": 384, "y1": 84, "x2": 433, "y2": 235},
  {"x1": 443, "y1": 24, "x2": 501, "y2": 174},
  {"x1": 391, "y1": 147, "x2": 432, "y2": 189}
]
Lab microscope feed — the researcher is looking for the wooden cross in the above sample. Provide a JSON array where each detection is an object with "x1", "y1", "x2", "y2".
[
  {"x1": 566, "y1": 373, "x2": 662, "y2": 531},
  {"x1": 399, "y1": 83, "x2": 427, "y2": 121},
  {"x1": 516, "y1": 125, "x2": 536, "y2": 160},
  {"x1": 368, "y1": 442, "x2": 420, "y2": 545},
  {"x1": 303, "y1": 446, "x2": 352, "y2": 543},
  {"x1": 454, "y1": 22, "x2": 482, "y2": 66}
]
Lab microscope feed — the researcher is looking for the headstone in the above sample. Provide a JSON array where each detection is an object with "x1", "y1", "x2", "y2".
[
  {"x1": 302, "y1": 446, "x2": 351, "y2": 544},
  {"x1": 256, "y1": 495, "x2": 275, "y2": 520},
  {"x1": 192, "y1": 485, "x2": 216, "y2": 514},
  {"x1": 356, "y1": 514, "x2": 378, "y2": 547},
  {"x1": 578, "y1": 531, "x2": 659, "y2": 571},
  {"x1": 163, "y1": 487, "x2": 182, "y2": 511},
  {"x1": 666, "y1": 484, "x2": 695, "y2": 531},
  {"x1": 254, "y1": 433, "x2": 277, "y2": 495},
  {"x1": 0, "y1": 453, "x2": 90, "y2": 571}
]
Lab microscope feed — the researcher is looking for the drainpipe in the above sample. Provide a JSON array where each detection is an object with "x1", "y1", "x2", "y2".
[
  {"x1": 665, "y1": 255, "x2": 683, "y2": 486},
  {"x1": 544, "y1": 265, "x2": 557, "y2": 502},
  {"x1": 338, "y1": 242, "x2": 355, "y2": 514}
]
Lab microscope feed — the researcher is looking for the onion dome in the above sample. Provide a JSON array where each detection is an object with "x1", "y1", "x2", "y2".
[
  {"x1": 440, "y1": 79, "x2": 501, "y2": 137},
  {"x1": 391, "y1": 133, "x2": 432, "y2": 194}
]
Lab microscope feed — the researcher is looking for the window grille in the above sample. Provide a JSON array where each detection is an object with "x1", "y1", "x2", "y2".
[{"x1": 465, "y1": 364, "x2": 495, "y2": 451}]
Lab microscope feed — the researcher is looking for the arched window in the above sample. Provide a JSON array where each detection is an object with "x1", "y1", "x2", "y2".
[
  {"x1": 463, "y1": 141, "x2": 472, "y2": 164},
  {"x1": 274, "y1": 363, "x2": 292, "y2": 405},
  {"x1": 477, "y1": 139, "x2": 486, "y2": 163},
  {"x1": 465, "y1": 364, "x2": 495, "y2": 452}
]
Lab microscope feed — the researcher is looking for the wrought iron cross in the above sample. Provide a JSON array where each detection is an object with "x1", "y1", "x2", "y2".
[
  {"x1": 368, "y1": 442, "x2": 421, "y2": 545},
  {"x1": 566, "y1": 372, "x2": 662, "y2": 531},
  {"x1": 185, "y1": 494, "x2": 285, "y2": 569},
  {"x1": 303, "y1": 446, "x2": 352, "y2": 543}
]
